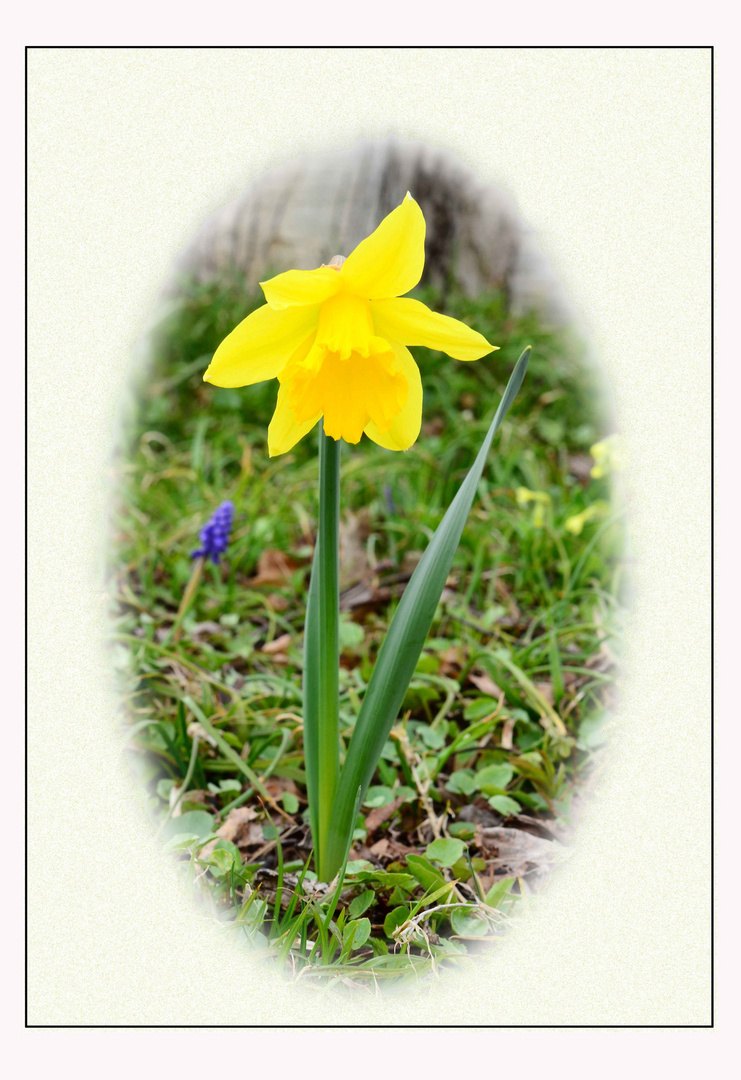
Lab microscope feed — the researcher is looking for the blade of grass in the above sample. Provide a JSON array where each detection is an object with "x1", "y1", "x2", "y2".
[
  {"x1": 481, "y1": 648, "x2": 567, "y2": 735},
  {"x1": 159, "y1": 729, "x2": 200, "y2": 828},
  {"x1": 219, "y1": 726, "x2": 293, "y2": 818},
  {"x1": 272, "y1": 829, "x2": 285, "y2": 927},
  {"x1": 548, "y1": 627, "x2": 565, "y2": 704},
  {"x1": 111, "y1": 632, "x2": 246, "y2": 704},
  {"x1": 280, "y1": 851, "x2": 312, "y2": 929},
  {"x1": 276, "y1": 906, "x2": 313, "y2": 967}
]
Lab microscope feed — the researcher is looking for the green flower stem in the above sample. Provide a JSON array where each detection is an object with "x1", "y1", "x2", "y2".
[{"x1": 303, "y1": 423, "x2": 341, "y2": 880}]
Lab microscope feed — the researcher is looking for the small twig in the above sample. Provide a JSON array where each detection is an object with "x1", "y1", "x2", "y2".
[
  {"x1": 168, "y1": 556, "x2": 205, "y2": 645},
  {"x1": 392, "y1": 900, "x2": 504, "y2": 950},
  {"x1": 392, "y1": 725, "x2": 443, "y2": 839}
]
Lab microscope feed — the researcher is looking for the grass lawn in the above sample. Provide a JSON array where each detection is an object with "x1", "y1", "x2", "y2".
[{"x1": 108, "y1": 276, "x2": 628, "y2": 988}]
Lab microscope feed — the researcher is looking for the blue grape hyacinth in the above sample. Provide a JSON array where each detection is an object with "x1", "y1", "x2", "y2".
[{"x1": 192, "y1": 501, "x2": 235, "y2": 563}]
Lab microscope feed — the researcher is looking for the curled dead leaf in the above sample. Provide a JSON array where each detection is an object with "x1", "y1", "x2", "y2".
[
  {"x1": 339, "y1": 510, "x2": 372, "y2": 588},
  {"x1": 249, "y1": 549, "x2": 299, "y2": 586},
  {"x1": 261, "y1": 633, "x2": 292, "y2": 655},
  {"x1": 568, "y1": 453, "x2": 594, "y2": 485},
  {"x1": 200, "y1": 806, "x2": 262, "y2": 857},
  {"x1": 478, "y1": 826, "x2": 563, "y2": 881},
  {"x1": 364, "y1": 795, "x2": 404, "y2": 835},
  {"x1": 264, "y1": 776, "x2": 299, "y2": 799},
  {"x1": 422, "y1": 417, "x2": 445, "y2": 437},
  {"x1": 468, "y1": 671, "x2": 504, "y2": 698}
]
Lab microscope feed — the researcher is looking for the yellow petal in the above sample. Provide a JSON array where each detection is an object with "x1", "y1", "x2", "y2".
[
  {"x1": 284, "y1": 338, "x2": 408, "y2": 445},
  {"x1": 339, "y1": 194, "x2": 426, "y2": 300},
  {"x1": 260, "y1": 266, "x2": 342, "y2": 310},
  {"x1": 370, "y1": 297, "x2": 497, "y2": 361},
  {"x1": 364, "y1": 342, "x2": 422, "y2": 451},
  {"x1": 315, "y1": 293, "x2": 374, "y2": 359},
  {"x1": 267, "y1": 381, "x2": 320, "y2": 457},
  {"x1": 204, "y1": 303, "x2": 319, "y2": 388}
]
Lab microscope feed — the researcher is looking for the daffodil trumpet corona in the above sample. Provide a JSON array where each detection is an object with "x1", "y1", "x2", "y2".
[{"x1": 203, "y1": 195, "x2": 530, "y2": 882}]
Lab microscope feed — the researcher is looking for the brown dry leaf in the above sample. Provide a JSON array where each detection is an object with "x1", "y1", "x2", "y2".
[
  {"x1": 458, "y1": 802, "x2": 501, "y2": 828},
  {"x1": 585, "y1": 648, "x2": 614, "y2": 673},
  {"x1": 534, "y1": 680, "x2": 555, "y2": 706},
  {"x1": 261, "y1": 633, "x2": 292, "y2": 655},
  {"x1": 422, "y1": 416, "x2": 445, "y2": 437},
  {"x1": 468, "y1": 671, "x2": 503, "y2": 698},
  {"x1": 364, "y1": 795, "x2": 404, "y2": 835},
  {"x1": 439, "y1": 644, "x2": 465, "y2": 675},
  {"x1": 339, "y1": 510, "x2": 372, "y2": 588},
  {"x1": 383, "y1": 837, "x2": 419, "y2": 859},
  {"x1": 400, "y1": 551, "x2": 423, "y2": 575},
  {"x1": 494, "y1": 573, "x2": 521, "y2": 620},
  {"x1": 494, "y1": 573, "x2": 513, "y2": 599},
  {"x1": 478, "y1": 826, "x2": 561, "y2": 880},
  {"x1": 180, "y1": 789, "x2": 208, "y2": 804},
  {"x1": 201, "y1": 806, "x2": 262, "y2": 857},
  {"x1": 350, "y1": 844, "x2": 378, "y2": 863},
  {"x1": 512, "y1": 814, "x2": 561, "y2": 842},
  {"x1": 369, "y1": 837, "x2": 389, "y2": 858},
  {"x1": 568, "y1": 453, "x2": 594, "y2": 485},
  {"x1": 189, "y1": 621, "x2": 225, "y2": 638},
  {"x1": 264, "y1": 776, "x2": 299, "y2": 799},
  {"x1": 340, "y1": 581, "x2": 391, "y2": 612},
  {"x1": 163, "y1": 661, "x2": 201, "y2": 695},
  {"x1": 249, "y1": 549, "x2": 299, "y2": 586},
  {"x1": 477, "y1": 873, "x2": 497, "y2": 896},
  {"x1": 254, "y1": 868, "x2": 301, "y2": 909},
  {"x1": 339, "y1": 565, "x2": 408, "y2": 611}
]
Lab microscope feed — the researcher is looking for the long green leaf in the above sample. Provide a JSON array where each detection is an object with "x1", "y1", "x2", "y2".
[
  {"x1": 302, "y1": 424, "x2": 341, "y2": 879},
  {"x1": 323, "y1": 347, "x2": 530, "y2": 877}
]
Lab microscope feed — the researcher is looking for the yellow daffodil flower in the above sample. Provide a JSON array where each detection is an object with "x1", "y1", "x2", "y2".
[
  {"x1": 515, "y1": 486, "x2": 551, "y2": 528},
  {"x1": 589, "y1": 434, "x2": 623, "y2": 479},
  {"x1": 203, "y1": 194, "x2": 497, "y2": 456},
  {"x1": 564, "y1": 501, "x2": 609, "y2": 536}
]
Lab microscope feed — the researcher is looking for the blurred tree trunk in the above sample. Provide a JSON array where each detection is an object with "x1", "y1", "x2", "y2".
[{"x1": 166, "y1": 138, "x2": 572, "y2": 325}]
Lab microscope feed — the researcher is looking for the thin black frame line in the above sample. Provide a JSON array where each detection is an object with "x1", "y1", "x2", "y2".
[
  {"x1": 24, "y1": 42, "x2": 29, "y2": 1034},
  {"x1": 23, "y1": 45, "x2": 716, "y2": 51},
  {"x1": 709, "y1": 42, "x2": 715, "y2": 1031},
  {"x1": 26, "y1": 1023, "x2": 714, "y2": 1030},
  {"x1": 23, "y1": 42, "x2": 715, "y2": 1032}
]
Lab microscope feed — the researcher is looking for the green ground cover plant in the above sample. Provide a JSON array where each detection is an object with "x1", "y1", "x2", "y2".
[{"x1": 108, "y1": 275, "x2": 627, "y2": 988}]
